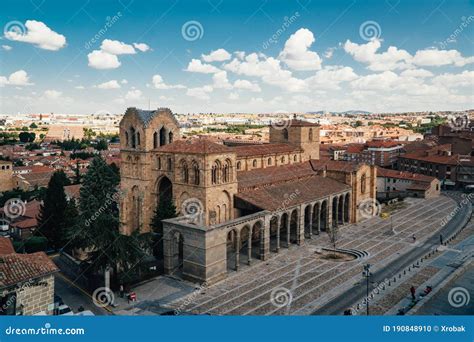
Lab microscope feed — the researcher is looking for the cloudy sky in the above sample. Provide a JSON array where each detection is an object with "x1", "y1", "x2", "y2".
[{"x1": 0, "y1": 0, "x2": 473, "y2": 115}]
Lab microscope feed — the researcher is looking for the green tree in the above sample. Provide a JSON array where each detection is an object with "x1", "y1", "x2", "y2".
[
  {"x1": 68, "y1": 156, "x2": 146, "y2": 277},
  {"x1": 150, "y1": 198, "x2": 177, "y2": 232},
  {"x1": 96, "y1": 139, "x2": 108, "y2": 151},
  {"x1": 36, "y1": 170, "x2": 70, "y2": 249},
  {"x1": 18, "y1": 132, "x2": 35, "y2": 143},
  {"x1": 29, "y1": 123, "x2": 38, "y2": 129}
]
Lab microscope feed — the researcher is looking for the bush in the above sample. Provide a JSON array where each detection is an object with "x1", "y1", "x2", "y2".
[{"x1": 24, "y1": 236, "x2": 48, "y2": 253}]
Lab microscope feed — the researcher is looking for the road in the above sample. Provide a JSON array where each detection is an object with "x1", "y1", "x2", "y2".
[
  {"x1": 54, "y1": 273, "x2": 111, "y2": 316},
  {"x1": 312, "y1": 195, "x2": 471, "y2": 315}
]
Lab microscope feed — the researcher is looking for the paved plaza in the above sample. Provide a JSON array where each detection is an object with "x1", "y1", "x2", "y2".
[{"x1": 126, "y1": 195, "x2": 458, "y2": 316}]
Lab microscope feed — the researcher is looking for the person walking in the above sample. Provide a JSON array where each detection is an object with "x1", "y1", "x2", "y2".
[
  {"x1": 440, "y1": 234, "x2": 443, "y2": 245},
  {"x1": 410, "y1": 286, "x2": 416, "y2": 300},
  {"x1": 412, "y1": 234, "x2": 416, "y2": 243},
  {"x1": 120, "y1": 284, "x2": 124, "y2": 298}
]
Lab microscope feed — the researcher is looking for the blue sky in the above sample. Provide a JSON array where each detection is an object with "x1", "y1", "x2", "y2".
[{"x1": 1, "y1": 0, "x2": 473, "y2": 114}]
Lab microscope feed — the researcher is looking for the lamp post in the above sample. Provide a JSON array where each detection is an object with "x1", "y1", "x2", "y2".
[{"x1": 363, "y1": 263, "x2": 371, "y2": 316}]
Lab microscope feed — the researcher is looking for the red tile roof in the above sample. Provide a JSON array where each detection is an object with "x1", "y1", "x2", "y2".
[
  {"x1": 236, "y1": 175, "x2": 350, "y2": 212},
  {"x1": 376, "y1": 167, "x2": 437, "y2": 183},
  {"x1": 0, "y1": 252, "x2": 59, "y2": 289},
  {"x1": 0, "y1": 237, "x2": 15, "y2": 255},
  {"x1": 231, "y1": 143, "x2": 302, "y2": 157},
  {"x1": 156, "y1": 139, "x2": 231, "y2": 154}
]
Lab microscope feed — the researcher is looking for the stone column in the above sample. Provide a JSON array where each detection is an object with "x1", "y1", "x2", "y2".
[
  {"x1": 286, "y1": 213, "x2": 290, "y2": 247},
  {"x1": 235, "y1": 231, "x2": 240, "y2": 271},
  {"x1": 297, "y1": 208, "x2": 305, "y2": 246},
  {"x1": 317, "y1": 203, "x2": 321, "y2": 234},
  {"x1": 260, "y1": 218, "x2": 270, "y2": 261},
  {"x1": 247, "y1": 233, "x2": 252, "y2": 265},
  {"x1": 276, "y1": 217, "x2": 280, "y2": 253}
]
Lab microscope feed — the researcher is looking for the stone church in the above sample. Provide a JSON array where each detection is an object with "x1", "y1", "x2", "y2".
[{"x1": 119, "y1": 107, "x2": 376, "y2": 284}]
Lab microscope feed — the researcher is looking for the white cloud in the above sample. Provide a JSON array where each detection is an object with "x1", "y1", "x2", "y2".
[
  {"x1": 133, "y1": 42, "x2": 150, "y2": 52},
  {"x1": 412, "y1": 49, "x2": 474, "y2": 67},
  {"x1": 350, "y1": 71, "x2": 399, "y2": 91},
  {"x1": 44, "y1": 90, "x2": 62, "y2": 99},
  {"x1": 228, "y1": 92, "x2": 239, "y2": 100},
  {"x1": 0, "y1": 70, "x2": 33, "y2": 87},
  {"x1": 202, "y1": 48, "x2": 231, "y2": 62},
  {"x1": 306, "y1": 66, "x2": 358, "y2": 90},
  {"x1": 278, "y1": 28, "x2": 322, "y2": 71},
  {"x1": 2, "y1": 45, "x2": 12, "y2": 51},
  {"x1": 212, "y1": 71, "x2": 232, "y2": 89},
  {"x1": 186, "y1": 59, "x2": 220, "y2": 73},
  {"x1": 100, "y1": 39, "x2": 136, "y2": 55},
  {"x1": 432, "y1": 70, "x2": 474, "y2": 88},
  {"x1": 186, "y1": 85, "x2": 213, "y2": 100},
  {"x1": 400, "y1": 69, "x2": 434, "y2": 78},
  {"x1": 233, "y1": 79, "x2": 261, "y2": 92},
  {"x1": 344, "y1": 39, "x2": 412, "y2": 71},
  {"x1": 75, "y1": 85, "x2": 85, "y2": 90},
  {"x1": 152, "y1": 74, "x2": 185, "y2": 89},
  {"x1": 121, "y1": 79, "x2": 128, "y2": 84},
  {"x1": 87, "y1": 50, "x2": 121, "y2": 69},
  {"x1": 4, "y1": 20, "x2": 66, "y2": 51},
  {"x1": 125, "y1": 89, "x2": 143, "y2": 100},
  {"x1": 97, "y1": 80, "x2": 121, "y2": 89},
  {"x1": 225, "y1": 53, "x2": 306, "y2": 92}
]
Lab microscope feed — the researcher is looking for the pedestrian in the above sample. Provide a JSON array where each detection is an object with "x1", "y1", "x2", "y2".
[
  {"x1": 412, "y1": 234, "x2": 416, "y2": 243},
  {"x1": 439, "y1": 234, "x2": 443, "y2": 245},
  {"x1": 120, "y1": 284, "x2": 124, "y2": 298},
  {"x1": 410, "y1": 286, "x2": 416, "y2": 300}
]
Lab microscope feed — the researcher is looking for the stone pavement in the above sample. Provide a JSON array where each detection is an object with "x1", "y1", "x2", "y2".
[
  {"x1": 160, "y1": 195, "x2": 457, "y2": 315},
  {"x1": 109, "y1": 195, "x2": 460, "y2": 316}
]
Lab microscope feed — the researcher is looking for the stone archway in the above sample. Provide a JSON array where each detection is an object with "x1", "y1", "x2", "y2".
[
  {"x1": 269, "y1": 216, "x2": 279, "y2": 252},
  {"x1": 280, "y1": 213, "x2": 289, "y2": 248},
  {"x1": 290, "y1": 210, "x2": 298, "y2": 244},
  {"x1": 304, "y1": 205, "x2": 312, "y2": 238},
  {"x1": 157, "y1": 176, "x2": 173, "y2": 204},
  {"x1": 344, "y1": 194, "x2": 350, "y2": 223},
  {"x1": 312, "y1": 203, "x2": 320, "y2": 235},
  {"x1": 320, "y1": 201, "x2": 328, "y2": 232},
  {"x1": 240, "y1": 225, "x2": 251, "y2": 265},
  {"x1": 338, "y1": 195, "x2": 344, "y2": 226},
  {"x1": 332, "y1": 197, "x2": 338, "y2": 228},
  {"x1": 226, "y1": 229, "x2": 238, "y2": 271},
  {"x1": 251, "y1": 221, "x2": 263, "y2": 260}
]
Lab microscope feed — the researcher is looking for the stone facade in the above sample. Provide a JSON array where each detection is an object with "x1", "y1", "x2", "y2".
[
  {"x1": 13, "y1": 275, "x2": 55, "y2": 315},
  {"x1": 0, "y1": 160, "x2": 14, "y2": 192},
  {"x1": 119, "y1": 108, "x2": 377, "y2": 284}
]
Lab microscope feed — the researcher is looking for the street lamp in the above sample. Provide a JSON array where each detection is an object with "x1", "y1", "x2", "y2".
[{"x1": 363, "y1": 263, "x2": 371, "y2": 316}]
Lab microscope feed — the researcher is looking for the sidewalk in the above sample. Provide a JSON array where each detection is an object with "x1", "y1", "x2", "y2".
[{"x1": 111, "y1": 276, "x2": 198, "y2": 315}]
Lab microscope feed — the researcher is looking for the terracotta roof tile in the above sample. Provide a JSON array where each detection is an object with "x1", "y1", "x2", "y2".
[
  {"x1": 236, "y1": 175, "x2": 350, "y2": 212},
  {"x1": 0, "y1": 252, "x2": 58, "y2": 289},
  {"x1": 0, "y1": 237, "x2": 15, "y2": 255},
  {"x1": 231, "y1": 143, "x2": 302, "y2": 157},
  {"x1": 376, "y1": 167, "x2": 437, "y2": 183},
  {"x1": 156, "y1": 139, "x2": 231, "y2": 154}
]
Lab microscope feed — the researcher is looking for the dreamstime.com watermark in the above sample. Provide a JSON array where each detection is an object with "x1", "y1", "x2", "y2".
[
  {"x1": 84, "y1": 11, "x2": 123, "y2": 50},
  {"x1": 440, "y1": 193, "x2": 474, "y2": 228},
  {"x1": 275, "y1": 189, "x2": 301, "y2": 212},
  {"x1": 3, "y1": 197, "x2": 26, "y2": 219},
  {"x1": 0, "y1": 279, "x2": 35, "y2": 314},
  {"x1": 270, "y1": 287, "x2": 293, "y2": 308},
  {"x1": 5, "y1": 323, "x2": 85, "y2": 336},
  {"x1": 447, "y1": 287, "x2": 470, "y2": 308},
  {"x1": 262, "y1": 12, "x2": 300, "y2": 50},
  {"x1": 439, "y1": 16, "x2": 474, "y2": 49},
  {"x1": 84, "y1": 190, "x2": 125, "y2": 227},
  {"x1": 350, "y1": 278, "x2": 390, "y2": 314},
  {"x1": 174, "y1": 282, "x2": 208, "y2": 315}
]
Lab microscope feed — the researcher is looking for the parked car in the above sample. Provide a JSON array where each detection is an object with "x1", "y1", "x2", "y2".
[{"x1": 56, "y1": 304, "x2": 73, "y2": 316}]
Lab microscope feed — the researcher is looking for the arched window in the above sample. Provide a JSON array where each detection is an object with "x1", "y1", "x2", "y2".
[
  {"x1": 222, "y1": 159, "x2": 231, "y2": 183},
  {"x1": 136, "y1": 132, "x2": 141, "y2": 146},
  {"x1": 157, "y1": 157, "x2": 161, "y2": 169},
  {"x1": 180, "y1": 160, "x2": 189, "y2": 183},
  {"x1": 281, "y1": 156, "x2": 285, "y2": 163},
  {"x1": 169, "y1": 131, "x2": 174, "y2": 144},
  {"x1": 282, "y1": 128, "x2": 288, "y2": 140},
  {"x1": 159, "y1": 126, "x2": 166, "y2": 146},
  {"x1": 252, "y1": 159, "x2": 257, "y2": 167},
  {"x1": 153, "y1": 132, "x2": 158, "y2": 149},
  {"x1": 192, "y1": 162, "x2": 200, "y2": 185},
  {"x1": 309, "y1": 128, "x2": 313, "y2": 141},
  {"x1": 212, "y1": 160, "x2": 221, "y2": 184},
  {"x1": 125, "y1": 132, "x2": 129, "y2": 147},
  {"x1": 130, "y1": 127, "x2": 136, "y2": 148},
  {"x1": 236, "y1": 161, "x2": 241, "y2": 170},
  {"x1": 168, "y1": 157, "x2": 172, "y2": 171},
  {"x1": 293, "y1": 155, "x2": 297, "y2": 162},
  {"x1": 361, "y1": 174, "x2": 367, "y2": 194},
  {"x1": 267, "y1": 158, "x2": 272, "y2": 166}
]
